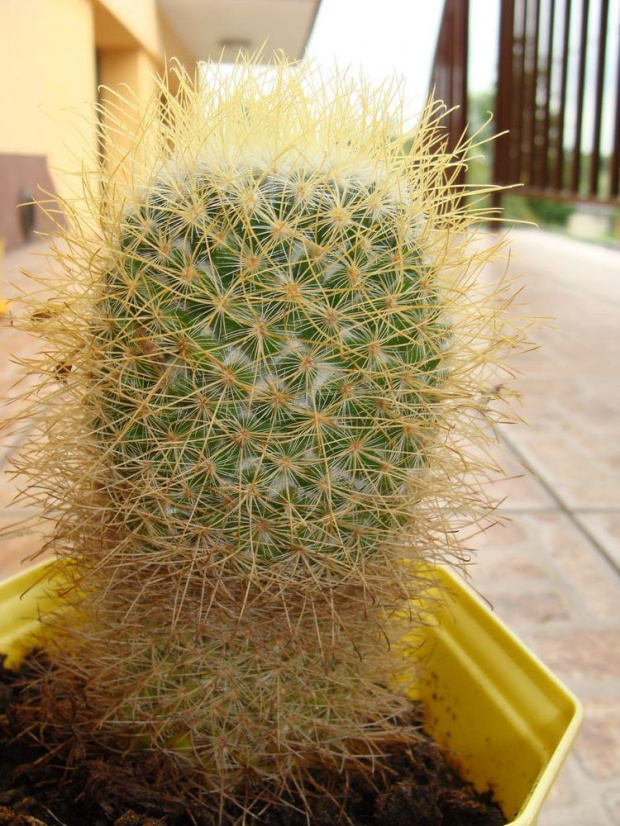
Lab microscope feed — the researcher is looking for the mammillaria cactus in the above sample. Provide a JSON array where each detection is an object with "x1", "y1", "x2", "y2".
[
  {"x1": 9, "y1": 59, "x2": 522, "y2": 819},
  {"x1": 97, "y1": 164, "x2": 450, "y2": 567}
]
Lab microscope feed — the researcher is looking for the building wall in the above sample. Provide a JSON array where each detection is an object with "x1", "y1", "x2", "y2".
[
  {"x1": 0, "y1": 0, "x2": 195, "y2": 248},
  {"x1": 94, "y1": 0, "x2": 194, "y2": 66},
  {"x1": 97, "y1": 47, "x2": 161, "y2": 182},
  {"x1": 0, "y1": 0, "x2": 98, "y2": 203}
]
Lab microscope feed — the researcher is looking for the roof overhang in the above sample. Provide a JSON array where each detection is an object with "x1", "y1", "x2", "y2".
[{"x1": 157, "y1": 0, "x2": 321, "y2": 63}]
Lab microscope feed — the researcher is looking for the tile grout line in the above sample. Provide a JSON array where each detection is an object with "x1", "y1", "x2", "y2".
[{"x1": 498, "y1": 430, "x2": 620, "y2": 578}]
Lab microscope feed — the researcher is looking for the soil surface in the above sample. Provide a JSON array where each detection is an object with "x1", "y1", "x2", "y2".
[{"x1": 0, "y1": 654, "x2": 506, "y2": 825}]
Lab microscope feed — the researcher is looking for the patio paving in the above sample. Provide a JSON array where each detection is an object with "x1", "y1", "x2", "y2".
[
  {"x1": 475, "y1": 228, "x2": 620, "y2": 826},
  {"x1": 1, "y1": 228, "x2": 619, "y2": 823}
]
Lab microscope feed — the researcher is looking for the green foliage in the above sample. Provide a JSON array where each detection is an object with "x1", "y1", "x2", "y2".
[{"x1": 502, "y1": 194, "x2": 575, "y2": 227}]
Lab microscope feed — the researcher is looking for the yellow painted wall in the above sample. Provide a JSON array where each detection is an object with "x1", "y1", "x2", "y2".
[
  {"x1": 96, "y1": 0, "x2": 195, "y2": 67},
  {"x1": 0, "y1": 0, "x2": 195, "y2": 204},
  {"x1": 99, "y1": 0, "x2": 162, "y2": 54},
  {"x1": 98, "y1": 48, "x2": 161, "y2": 179},
  {"x1": 0, "y1": 0, "x2": 98, "y2": 196}
]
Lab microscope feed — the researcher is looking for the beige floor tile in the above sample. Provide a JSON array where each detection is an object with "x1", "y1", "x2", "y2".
[
  {"x1": 604, "y1": 790, "x2": 620, "y2": 826},
  {"x1": 535, "y1": 512, "x2": 620, "y2": 622},
  {"x1": 576, "y1": 513, "x2": 620, "y2": 570},
  {"x1": 527, "y1": 628, "x2": 620, "y2": 681},
  {"x1": 504, "y1": 428, "x2": 620, "y2": 509},
  {"x1": 0, "y1": 460, "x2": 39, "y2": 513},
  {"x1": 575, "y1": 699, "x2": 620, "y2": 781},
  {"x1": 466, "y1": 432, "x2": 558, "y2": 511},
  {"x1": 0, "y1": 514, "x2": 51, "y2": 580},
  {"x1": 484, "y1": 588, "x2": 571, "y2": 625},
  {"x1": 476, "y1": 512, "x2": 620, "y2": 623},
  {"x1": 537, "y1": 756, "x2": 607, "y2": 825}
]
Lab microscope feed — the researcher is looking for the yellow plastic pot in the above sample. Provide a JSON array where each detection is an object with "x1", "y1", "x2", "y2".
[
  {"x1": 0, "y1": 560, "x2": 581, "y2": 825},
  {"x1": 407, "y1": 568, "x2": 582, "y2": 825}
]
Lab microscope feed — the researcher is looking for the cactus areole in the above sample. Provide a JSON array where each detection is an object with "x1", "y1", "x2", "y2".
[{"x1": 10, "y1": 59, "x2": 521, "y2": 817}]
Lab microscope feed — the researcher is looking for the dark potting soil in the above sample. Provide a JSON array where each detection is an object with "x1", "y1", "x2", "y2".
[{"x1": 0, "y1": 654, "x2": 506, "y2": 826}]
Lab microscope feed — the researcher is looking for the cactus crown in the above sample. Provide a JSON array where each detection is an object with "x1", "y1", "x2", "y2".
[{"x1": 9, "y1": 58, "x2": 522, "y2": 820}]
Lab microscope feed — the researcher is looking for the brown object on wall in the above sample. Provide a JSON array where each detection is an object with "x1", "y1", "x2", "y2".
[{"x1": 0, "y1": 155, "x2": 59, "y2": 250}]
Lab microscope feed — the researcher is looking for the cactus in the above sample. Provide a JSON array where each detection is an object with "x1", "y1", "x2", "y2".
[
  {"x1": 95, "y1": 164, "x2": 450, "y2": 566},
  {"x1": 9, "y1": 59, "x2": 522, "y2": 820}
]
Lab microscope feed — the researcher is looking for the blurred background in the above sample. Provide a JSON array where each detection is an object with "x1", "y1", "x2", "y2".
[
  {"x1": 2, "y1": 0, "x2": 619, "y2": 247},
  {"x1": 1, "y1": 2, "x2": 619, "y2": 824}
]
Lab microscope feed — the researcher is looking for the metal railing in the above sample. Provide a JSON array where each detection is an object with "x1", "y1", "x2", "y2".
[
  {"x1": 428, "y1": 0, "x2": 469, "y2": 187},
  {"x1": 430, "y1": 0, "x2": 620, "y2": 205}
]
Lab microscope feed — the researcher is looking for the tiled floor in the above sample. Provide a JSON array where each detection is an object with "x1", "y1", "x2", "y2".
[
  {"x1": 1, "y1": 229, "x2": 619, "y2": 823},
  {"x1": 1, "y1": 240, "x2": 52, "y2": 577},
  {"x1": 475, "y1": 229, "x2": 620, "y2": 826}
]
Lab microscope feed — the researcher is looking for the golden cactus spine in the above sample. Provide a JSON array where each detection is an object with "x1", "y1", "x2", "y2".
[{"x1": 8, "y1": 58, "x2": 523, "y2": 819}]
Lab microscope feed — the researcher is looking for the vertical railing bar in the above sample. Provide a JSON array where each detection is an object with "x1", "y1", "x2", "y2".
[
  {"x1": 427, "y1": 0, "x2": 469, "y2": 197},
  {"x1": 521, "y1": 0, "x2": 533, "y2": 182},
  {"x1": 460, "y1": 0, "x2": 470, "y2": 190},
  {"x1": 571, "y1": 0, "x2": 590, "y2": 193},
  {"x1": 443, "y1": 17, "x2": 449, "y2": 109},
  {"x1": 450, "y1": 1, "x2": 458, "y2": 151},
  {"x1": 494, "y1": 0, "x2": 516, "y2": 187},
  {"x1": 445, "y1": 4, "x2": 452, "y2": 136},
  {"x1": 610, "y1": 29, "x2": 620, "y2": 198},
  {"x1": 435, "y1": 24, "x2": 443, "y2": 100},
  {"x1": 428, "y1": 0, "x2": 449, "y2": 101},
  {"x1": 431, "y1": 0, "x2": 620, "y2": 206},
  {"x1": 553, "y1": 0, "x2": 572, "y2": 190},
  {"x1": 541, "y1": 0, "x2": 556, "y2": 188},
  {"x1": 456, "y1": 0, "x2": 469, "y2": 135},
  {"x1": 446, "y1": 0, "x2": 459, "y2": 151},
  {"x1": 512, "y1": 0, "x2": 529, "y2": 182},
  {"x1": 527, "y1": 0, "x2": 542, "y2": 185},
  {"x1": 589, "y1": 0, "x2": 609, "y2": 196}
]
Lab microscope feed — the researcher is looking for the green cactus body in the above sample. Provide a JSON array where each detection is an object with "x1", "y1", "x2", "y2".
[
  {"x1": 10, "y1": 61, "x2": 521, "y2": 816},
  {"x1": 94, "y1": 168, "x2": 449, "y2": 564}
]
